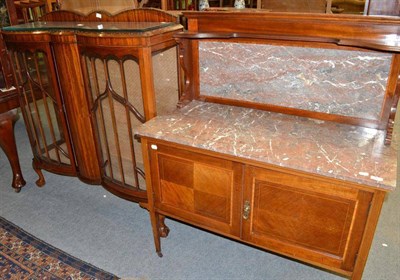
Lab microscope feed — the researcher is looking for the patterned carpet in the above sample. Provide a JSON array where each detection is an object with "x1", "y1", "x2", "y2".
[{"x1": 0, "y1": 216, "x2": 119, "y2": 280}]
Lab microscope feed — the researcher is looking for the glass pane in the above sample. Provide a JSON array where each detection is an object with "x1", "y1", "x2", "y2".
[
  {"x1": 12, "y1": 50, "x2": 71, "y2": 165},
  {"x1": 85, "y1": 55, "x2": 146, "y2": 190},
  {"x1": 153, "y1": 46, "x2": 179, "y2": 116}
]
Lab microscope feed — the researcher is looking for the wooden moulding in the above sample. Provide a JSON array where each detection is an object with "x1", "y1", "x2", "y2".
[
  {"x1": 183, "y1": 11, "x2": 400, "y2": 40},
  {"x1": 40, "y1": 8, "x2": 180, "y2": 23}
]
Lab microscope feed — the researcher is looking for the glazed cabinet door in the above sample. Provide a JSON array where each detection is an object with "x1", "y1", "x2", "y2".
[
  {"x1": 148, "y1": 143, "x2": 242, "y2": 237},
  {"x1": 6, "y1": 39, "x2": 76, "y2": 184},
  {"x1": 79, "y1": 41, "x2": 179, "y2": 202},
  {"x1": 242, "y1": 166, "x2": 373, "y2": 273}
]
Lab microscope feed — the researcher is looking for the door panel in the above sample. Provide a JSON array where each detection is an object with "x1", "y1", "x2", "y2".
[
  {"x1": 243, "y1": 166, "x2": 373, "y2": 270},
  {"x1": 150, "y1": 143, "x2": 242, "y2": 237}
]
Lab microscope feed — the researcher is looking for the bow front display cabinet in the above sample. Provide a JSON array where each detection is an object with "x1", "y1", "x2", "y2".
[{"x1": 1, "y1": 9, "x2": 183, "y2": 201}]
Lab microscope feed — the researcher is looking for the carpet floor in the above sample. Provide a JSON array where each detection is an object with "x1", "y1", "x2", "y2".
[{"x1": 0, "y1": 216, "x2": 118, "y2": 279}]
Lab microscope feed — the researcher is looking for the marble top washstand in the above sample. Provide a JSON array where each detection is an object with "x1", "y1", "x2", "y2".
[{"x1": 136, "y1": 100, "x2": 397, "y2": 191}]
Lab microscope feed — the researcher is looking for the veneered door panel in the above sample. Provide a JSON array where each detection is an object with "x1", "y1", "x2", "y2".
[
  {"x1": 150, "y1": 143, "x2": 243, "y2": 237},
  {"x1": 243, "y1": 166, "x2": 373, "y2": 270}
]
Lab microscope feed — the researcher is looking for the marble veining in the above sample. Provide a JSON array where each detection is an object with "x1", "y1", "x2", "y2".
[
  {"x1": 136, "y1": 101, "x2": 397, "y2": 190},
  {"x1": 199, "y1": 42, "x2": 392, "y2": 120}
]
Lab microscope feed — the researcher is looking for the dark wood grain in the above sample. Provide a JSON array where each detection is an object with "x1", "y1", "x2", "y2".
[
  {"x1": 51, "y1": 33, "x2": 101, "y2": 184},
  {"x1": 0, "y1": 110, "x2": 26, "y2": 192},
  {"x1": 183, "y1": 11, "x2": 400, "y2": 40},
  {"x1": 40, "y1": 8, "x2": 179, "y2": 23}
]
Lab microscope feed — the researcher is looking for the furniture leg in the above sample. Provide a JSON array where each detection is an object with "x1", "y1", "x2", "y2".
[
  {"x1": 149, "y1": 211, "x2": 163, "y2": 257},
  {"x1": 0, "y1": 110, "x2": 26, "y2": 192},
  {"x1": 158, "y1": 215, "x2": 170, "y2": 238},
  {"x1": 32, "y1": 158, "x2": 45, "y2": 187}
]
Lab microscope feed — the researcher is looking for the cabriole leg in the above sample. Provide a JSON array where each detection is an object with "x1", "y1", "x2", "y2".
[
  {"x1": 32, "y1": 158, "x2": 45, "y2": 187},
  {"x1": 0, "y1": 110, "x2": 26, "y2": 192}
]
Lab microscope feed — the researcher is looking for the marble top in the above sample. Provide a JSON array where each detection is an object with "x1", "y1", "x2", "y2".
[{"x1": 136, "y1": 101, "x2": 397, "y2": 191}]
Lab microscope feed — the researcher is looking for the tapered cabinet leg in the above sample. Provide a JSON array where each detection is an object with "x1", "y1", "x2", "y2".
[
  {"x1": 149, "y1": 211, "x2": 163, "y2": 257},
  {"x1": 0, "y1": 111, "x2": 26, "y2": 192}
]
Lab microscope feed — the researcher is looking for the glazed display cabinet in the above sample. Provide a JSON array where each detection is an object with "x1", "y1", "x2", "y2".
[{"x1": 2, "y1": 9, "x2": 183, "y2": 202}]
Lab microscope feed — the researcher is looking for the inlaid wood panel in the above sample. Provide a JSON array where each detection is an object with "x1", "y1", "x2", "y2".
[
  {"x1": 243, "y1": 166, "x2": 373, "y2": 270},
  {"x1": 159, "y1": 155, "x2": 232, "y2": 222},
  {"x1": 251, "y1": 181, "x2": 355, "y2": 255},
  {"x1": 150, "y1": 143, "x2": 242, "y2": 236}
]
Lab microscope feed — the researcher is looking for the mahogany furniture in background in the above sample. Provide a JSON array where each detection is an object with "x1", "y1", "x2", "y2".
[
  {"x1": 0, "y1": 4, "x2": 26, "y2": 192},
  {"x1": 14, "y1": 1, "x2": 47, "y2": 23},
  {"x1": 2, "y1": 9, "x2": 183, "y2": 202},
  {"x1": 0, "y1": 108, "x2": 25, "y2": 192},
  {"x1": 136, "y1": 11, "x2": 399, "y2": 280},
  {"x1": 366, "y1": 0, "x2": 400, "y2": 16}
]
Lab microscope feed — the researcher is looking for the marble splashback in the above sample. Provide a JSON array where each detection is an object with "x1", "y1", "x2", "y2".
[
  {"x1": 199, "y1": 41, "x2": 392, "y2": 120},
  {"x1": 136, "y1": 101, "x2": 397, "y2": 190}
]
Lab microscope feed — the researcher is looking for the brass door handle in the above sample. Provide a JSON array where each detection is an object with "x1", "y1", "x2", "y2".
[{"x1": 243, "y1": 200, "x2": 251, "y2": 220}]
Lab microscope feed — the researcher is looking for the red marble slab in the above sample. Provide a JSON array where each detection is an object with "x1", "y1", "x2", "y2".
[
  {"x1": 136, "y1": 100, "x2": 397, "y2": 190},
  {"x1": 199, "y1": 41, "x2": 392, "y2": 121}
]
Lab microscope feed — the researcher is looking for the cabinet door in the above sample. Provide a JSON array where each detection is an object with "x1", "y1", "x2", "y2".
[
  {"x1": 80, "y1": 42, "x2": 179, "y2": 202},
  {"x1": 8, "y1": 42, "x2": 75, "y2": 175},
  {"x1": 149, "y1": 143, "x2": 242, "y2": 237},
  {"x1": 243, "y1": 166, "x2": 373, "y2": 271}
]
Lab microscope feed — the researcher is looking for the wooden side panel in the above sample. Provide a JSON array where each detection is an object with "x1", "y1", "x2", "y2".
[
  {"x1": 243, "y1": 166, "x2": 373, "y2": 272},
  {"x1": 150, "y1": 143, "x2": 242, "y2": 236}
]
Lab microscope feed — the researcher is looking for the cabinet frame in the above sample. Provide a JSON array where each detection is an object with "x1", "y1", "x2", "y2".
[{"x1": 142, "y1": 137, "x2": 387, "y2": 279}]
